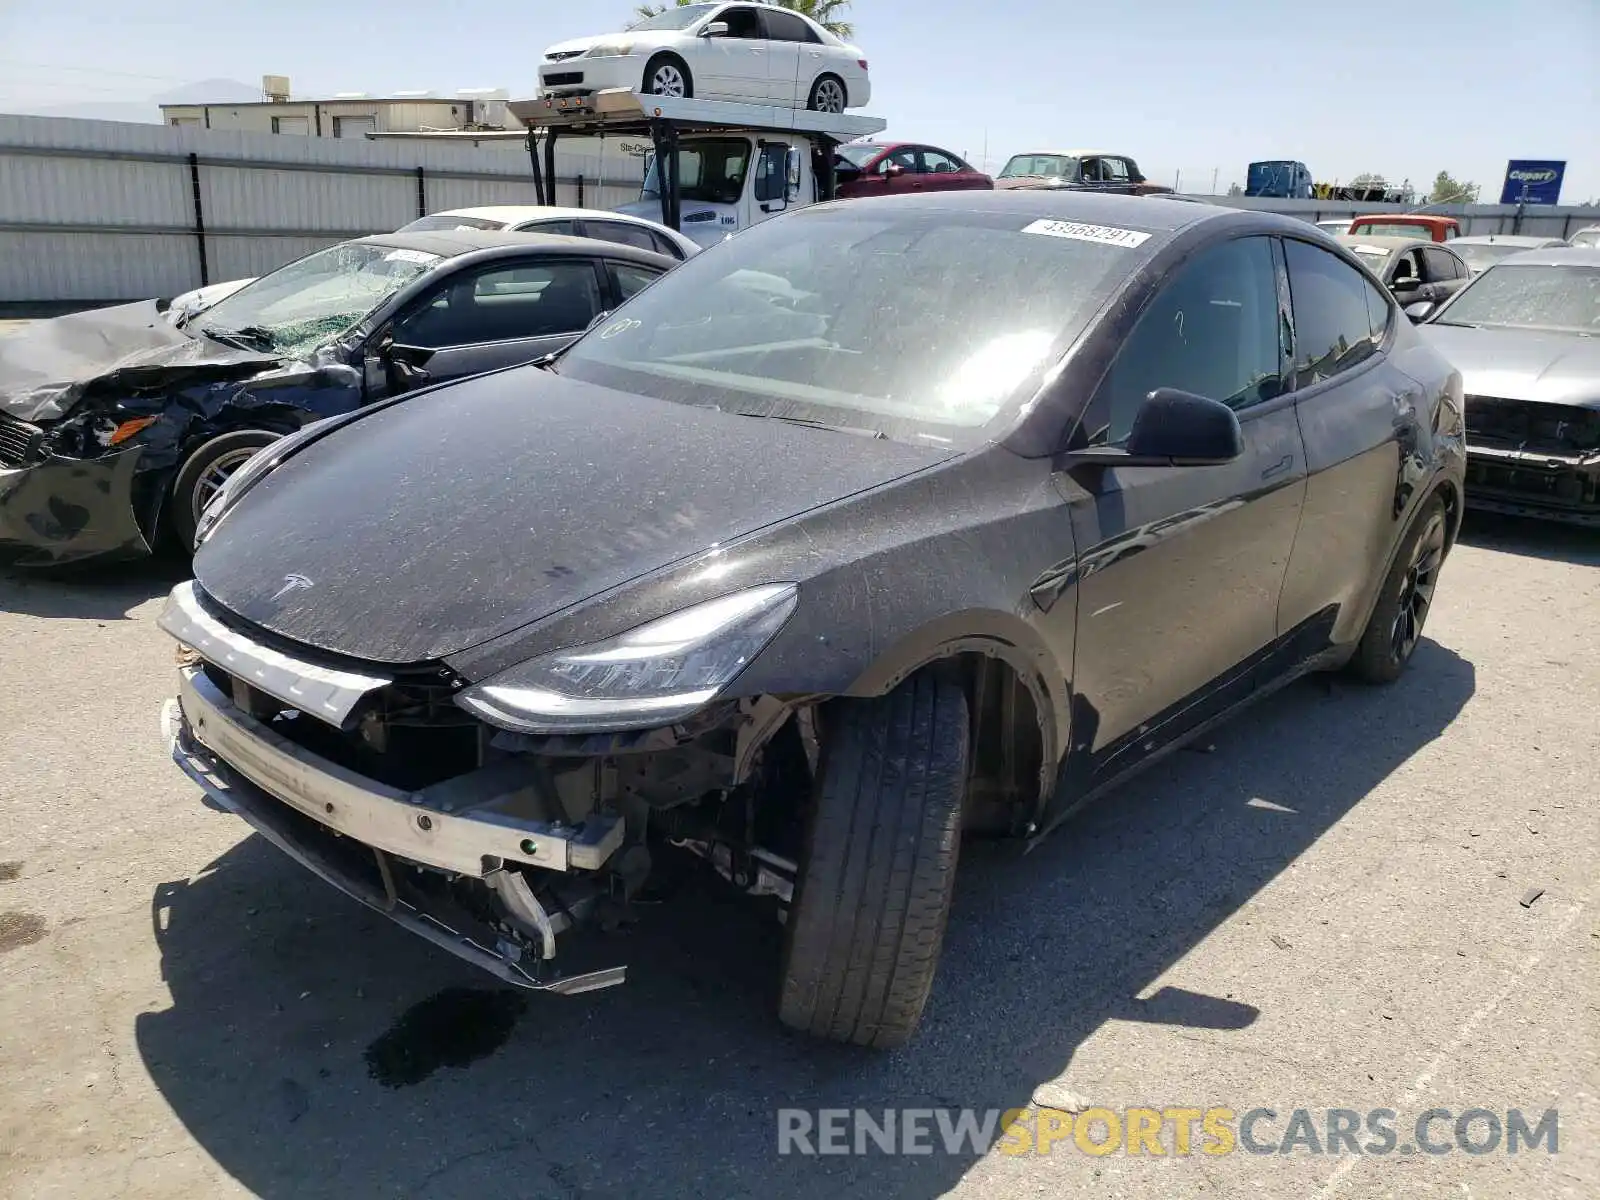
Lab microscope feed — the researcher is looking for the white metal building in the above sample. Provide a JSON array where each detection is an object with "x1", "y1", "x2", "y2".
[{"x1": 160, "y1": 76, "x2": 519, "y2": 142}]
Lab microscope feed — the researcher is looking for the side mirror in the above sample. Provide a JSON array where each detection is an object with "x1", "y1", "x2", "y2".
[
  {"x1": 1058, "y1": 389, "x2": 1243, "y2": 470},
  {"x1": 386, "y1": 343, "x2": 435, "y2": 391},
  {"x1": 699, "y1": 20, "x2": 729, "y2": 36},
  {"x1": 1390, "y1": 276, "x2": 1421, "y2": 293},
  {"x1": 1403, "y1": 300, "x2": 1436, "y2": 322},
  {"x1": 883, "y1": 163, "x2": 904, "y2": 177}
]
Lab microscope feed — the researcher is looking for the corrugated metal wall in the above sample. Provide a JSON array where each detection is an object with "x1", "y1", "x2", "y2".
[{"x1": 0, "y1": 115, "x2": 645, "y2": 302}]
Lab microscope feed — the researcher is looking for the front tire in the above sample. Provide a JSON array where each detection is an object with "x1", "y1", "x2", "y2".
[
  {"x1": 779, "y1": 673, "x2": 969, "y2": 1049},
  {"x1": 807, "y1": 74, "x2": 847, "y2": 113},
  {"x1": 168, "y1": 429, "x2": 279, "y2": 551},
  {"x1": 1348, "y1": 495, "x2": 1449, "y2": 683},
  {"x1": 642, "y1": 54, "x2": 693, "y2": 99}
]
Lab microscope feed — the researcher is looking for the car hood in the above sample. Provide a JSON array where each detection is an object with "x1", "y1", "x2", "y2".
[
  {"x1": 543, "y1": 32, "x2": 670, "y2": 56},
  {"x1": 1420, "y1": 323, "x2": 1600, "y2": 408},
  {"x1": 0, "y1": 300, "x2": 279, "y2": 423},
  {"x1": 192, "y1": 368, "x2": 953, "y2": 665}
]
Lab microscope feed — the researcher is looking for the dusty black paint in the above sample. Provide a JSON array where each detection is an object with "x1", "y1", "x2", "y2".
[
  {"x1": 190, "y1": 191, "x2": 1467, "y2": 839},
  {"x1": 363, "y1": 988, "x2": 527, "y2": 1088}
]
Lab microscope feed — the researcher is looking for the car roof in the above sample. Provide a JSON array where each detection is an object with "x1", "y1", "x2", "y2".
[
  {"x1": 1350, "y1": 214, "x2": 1459, "y2": 227},
  {"x1": 1488, "y1": 246, "x2": 1600, "y2": 267},
  {"x1": 1003, "y1": 149, "x2": 1117, "y2": 159},
  {"x1": 353, "y1": 229, "x2": 670, "y2": 263},
  {"x1": 1450, "y1": 234, "x2": 1563, "y2": 247},
  {"x1": 805, "y1": 188, "x2": 1265, "y2": 236},
  {"x1": 1335, "y1": 234, "x2": 1438, "y2": 253},
  {"x1": 436, "y1": 205, "x2": 660, "y2": 228}
]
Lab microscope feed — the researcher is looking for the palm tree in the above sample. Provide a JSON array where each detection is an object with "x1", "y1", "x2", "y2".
[{"x1": 632, "y1": 0, "x2": 854, "y2": 38}]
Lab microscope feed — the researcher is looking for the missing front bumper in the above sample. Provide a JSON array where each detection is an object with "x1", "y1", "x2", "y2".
[{"x1": 161, "y1": 676, "x2": 628, "y2": 995}]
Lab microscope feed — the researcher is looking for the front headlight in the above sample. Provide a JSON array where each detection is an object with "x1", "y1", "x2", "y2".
[
  {"x1": 585, "y1": 41, "x2": 635, "y2": 57},
  {"x1": 456, "y1": 583, "x2": 798, "y2": 734}
]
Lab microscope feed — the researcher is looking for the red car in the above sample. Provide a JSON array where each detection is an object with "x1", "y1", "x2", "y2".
[{"x1": 832, "y1": 141, "x2": 993, "y2": 199}]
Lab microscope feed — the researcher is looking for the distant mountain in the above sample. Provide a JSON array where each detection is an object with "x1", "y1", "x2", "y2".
[
  {"x1": 4, "y1": 78, "x2": 262, "y2": 127},
  {"x1": 14, "y1": 100, "x2": 163, "y2": 124}
]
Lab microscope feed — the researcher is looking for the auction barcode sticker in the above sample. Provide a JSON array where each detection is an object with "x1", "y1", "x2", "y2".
[{"x1": 1022, "y1": 219, "x2": 1151, "y2": 248}]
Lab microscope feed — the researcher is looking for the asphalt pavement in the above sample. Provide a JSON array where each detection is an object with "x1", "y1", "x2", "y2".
[{"x1": 0, "y1": 514, "x2": 1595, "y2": 1199}]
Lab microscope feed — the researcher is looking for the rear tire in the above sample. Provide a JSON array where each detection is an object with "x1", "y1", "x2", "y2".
[
  {"x1": 807, "y1": 74, "x2": 847, "y2": 113},
  {"x1": 168, "y1": 429, "x2": 279, "y2": 552},
  {"x1": 1347, "y1": 495, "x2": 1449, "y2": 683},
  {"x1": 642, "y1": 54, "x2": 693, "y2": 99},
  {"x1": 779, "y1": 673, "x2": 969, "y2": 1049}
]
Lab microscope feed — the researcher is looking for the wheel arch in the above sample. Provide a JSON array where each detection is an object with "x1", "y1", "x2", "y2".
[{"x1": 836, "y1": 610, "x2": 1066, "y2": 833}]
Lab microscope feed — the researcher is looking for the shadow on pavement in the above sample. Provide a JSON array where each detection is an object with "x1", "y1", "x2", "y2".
[
  {"x1": 136, "y1": 642, "x2": 1474, "y2": 1199},
  {"x1": 0, "y1": 557, "x2": 188, "y2": 620},
  {"x1": 1457, "y1": 510, "x2": 1600, "y2": 567}
]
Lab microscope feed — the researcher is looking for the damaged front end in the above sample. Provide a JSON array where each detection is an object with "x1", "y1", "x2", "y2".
[
  {"x1": 0, "y1": 301, "x2": 362, "y2": 566},
  {"x1": 159, "y1": 581, "x2": 813, "y2": 994},
  {"x1": 1464, "y1": 395, "x2": 1600, "y2": 526}
]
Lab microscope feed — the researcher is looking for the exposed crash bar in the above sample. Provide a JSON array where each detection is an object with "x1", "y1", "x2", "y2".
[{"x1": 174, "y1": 666, "x2": 625, "y2": 876}]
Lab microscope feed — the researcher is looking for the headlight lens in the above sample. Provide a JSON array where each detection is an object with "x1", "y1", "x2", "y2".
[
  {"x1": 456, "y1": 583, "x2": 798, "y2": 734},
  {"x1": 586, "y1": 41, "x2": 634, "y2": 57}
]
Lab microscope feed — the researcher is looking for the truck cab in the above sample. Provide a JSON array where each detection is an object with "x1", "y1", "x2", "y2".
[
  {"x1": 508, "y1": 89, "x2": 886, "y2": 249},
  {"x1": 1246, "y1": 160, "x2": 1313, "y2": 199},
  {"x1": 616, "y1": 133, "x2": 814, "y2": 250}
]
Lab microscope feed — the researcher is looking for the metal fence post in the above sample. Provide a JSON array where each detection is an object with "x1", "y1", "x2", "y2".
[
  {"x1": 187, "y1": 152, "x2": 209, "y2": 286},
  {"x1": 416, "y1": 166, "x2": 426, "y2": 218}
]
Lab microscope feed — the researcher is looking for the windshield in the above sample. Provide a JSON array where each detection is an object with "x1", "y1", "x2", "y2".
[
  {"x1": 1349, "y1": 247, "x2": 1393, "y2": 273},
  {"x1": 196, "y1": 242, "x2": 441, "y2": 356},
  {"x1": 998, "y1": 154, "x2": 1075, "y2": 180},
  {"x1": 1353, "y1": 222, "x2": 1446, "y2": 239},
  {"x1": 628, "y1": 2, "x2": 717, "y2": 30},
  {"x1": 1452, "y1": 242, "x2": 1538, "y2": 272},
  {"x1": 1433, "y1": 264, "x2": 1600, "y2": 335},
  {"x1": 835, "y1": 143, "x2": 883, "y2": 169},
  {"x1": 397, "y1": 214, "x2": 506, "y2": 233},
  {"x1": 556, "y1": 208, "x2": 1148, "y2": 448},
  {"x1": 642, "y1": 137, "x2": 750, "y2": 205}
]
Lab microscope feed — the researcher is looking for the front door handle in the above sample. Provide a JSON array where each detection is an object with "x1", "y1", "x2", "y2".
[{"x1": 1261, "y1": 454, "x2": 1293, "y2": 481}]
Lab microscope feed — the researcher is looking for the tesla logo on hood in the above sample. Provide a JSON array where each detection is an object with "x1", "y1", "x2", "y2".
[{"x1": 269, "y1": 573, "x2": 314, "y2": 602}]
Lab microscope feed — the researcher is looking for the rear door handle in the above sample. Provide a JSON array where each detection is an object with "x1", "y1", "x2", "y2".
[{"x1": 1261, "y1": 454, "x2": 1293, "y2": 480}]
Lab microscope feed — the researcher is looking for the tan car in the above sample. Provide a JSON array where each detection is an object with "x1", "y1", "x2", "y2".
[{"x1": 993, "y1": 150, "x2": 1174, "y2": 194}]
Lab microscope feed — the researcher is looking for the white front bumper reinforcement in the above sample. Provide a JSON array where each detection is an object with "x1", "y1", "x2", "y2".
[{"x1": 163, "y1": 667, "x2": 627, "y2": 995}]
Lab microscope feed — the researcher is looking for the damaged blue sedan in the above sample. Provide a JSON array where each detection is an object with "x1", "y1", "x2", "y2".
[{"x1": 0, "y1": 229, "x2": 671, "y2": 566}]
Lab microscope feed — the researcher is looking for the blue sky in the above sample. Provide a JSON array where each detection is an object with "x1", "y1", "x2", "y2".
[{"x1": 1, "y1": 0, "x2": 1596, "y2": 200}]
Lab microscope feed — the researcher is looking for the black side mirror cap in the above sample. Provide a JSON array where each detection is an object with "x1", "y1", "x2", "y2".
[
  {"x1": 1403, "y1": 300, "x2": 1436, "y2": 322},
  {"x1": 1057, "y1": 388, "x2": 1244, "y2": 470}
]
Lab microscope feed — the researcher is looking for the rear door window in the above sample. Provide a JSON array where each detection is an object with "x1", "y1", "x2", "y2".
[
  {"x1": 1283, "y1": 239, "x2": 1387, "y2": 387},
  {"x1": 393, "y1": 260, "x2": 604, "y2": 347},
  {"x1": 762, "y1": 8, "x2": 818, "y2": 41},
  {"x1": 580, "y1": 219, "x2": 659, "y2": 253},
  {"x1": 611, "y1": 261, "x2": 665, "y2": 303},
  {"x1": 514, "y1": 218, "x2": 580, "y2": 237}
]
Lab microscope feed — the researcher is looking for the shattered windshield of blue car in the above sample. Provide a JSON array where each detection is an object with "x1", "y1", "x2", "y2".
[{"x1": 196, "y1": 243, "x2": 441, "y2": 357}]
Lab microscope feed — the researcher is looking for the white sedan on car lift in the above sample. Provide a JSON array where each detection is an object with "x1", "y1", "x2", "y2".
[
  {"x1": 539, "y1": 2, "x2": 871, "y2": 113},
  {"x1": 165, "y1": 205, "x2": 700, "y2": 323}
]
